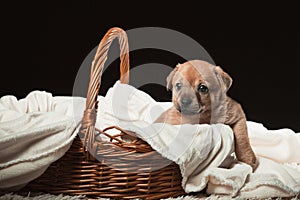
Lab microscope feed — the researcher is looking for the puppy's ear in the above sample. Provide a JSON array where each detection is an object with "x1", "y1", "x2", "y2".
[
  {"x1": 214, "y1": 66, "x2": 233, "y2": 92},
  {"x1": 166, "y1": 64, "x2": 180, "y2": 91}
]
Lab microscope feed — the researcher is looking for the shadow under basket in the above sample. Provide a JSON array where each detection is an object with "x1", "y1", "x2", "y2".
[{"x1": 22, "y1": 27, "x2": 187, "y2": 199}]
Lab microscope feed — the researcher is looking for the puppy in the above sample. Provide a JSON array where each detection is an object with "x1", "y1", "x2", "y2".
[{"x1": 155, "y1": 60, "x2": 258, "y2": 170}]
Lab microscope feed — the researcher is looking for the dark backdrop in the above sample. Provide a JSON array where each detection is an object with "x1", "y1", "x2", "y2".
[{"x1": 1, "y1": 2, "x2": 299, "y2": 131}]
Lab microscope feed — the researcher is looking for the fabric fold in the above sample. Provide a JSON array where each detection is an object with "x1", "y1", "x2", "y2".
[{"x1": 0, "y1": 91, "x2": 85, "y2": 189}]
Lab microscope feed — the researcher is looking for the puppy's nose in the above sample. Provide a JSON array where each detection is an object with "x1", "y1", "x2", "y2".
[{"x1": 181, "y1": 97, "x2": 192, "y2": 106}]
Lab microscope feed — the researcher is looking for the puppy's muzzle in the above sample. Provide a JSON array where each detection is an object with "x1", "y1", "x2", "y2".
[
  {"x1": 177, "y1": 95, "x2": 203, "y2": 115},
  {"x1": 180, "y1": 97, "x2": 192, "y2": 106}
]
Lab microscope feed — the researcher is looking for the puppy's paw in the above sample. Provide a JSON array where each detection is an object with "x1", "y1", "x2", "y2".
[
  {"x1": 248, "y1": 155, "x2": 259, "y2": 171},
  {"x1": 238, "y1": 152, "x2": 259, "y2": 171}
]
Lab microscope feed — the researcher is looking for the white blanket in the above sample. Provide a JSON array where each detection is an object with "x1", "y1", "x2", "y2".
[
  {"x1": 0, "y1": 92, "x2": 85, "y2": 190},
  {"x1": 1, "y1": 82, "x2": 300, "y2": 199}
]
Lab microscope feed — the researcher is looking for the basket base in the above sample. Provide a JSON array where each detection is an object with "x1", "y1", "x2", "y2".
[{"x1": 20, "y1": 136, "x2": 187, "y2": 199}]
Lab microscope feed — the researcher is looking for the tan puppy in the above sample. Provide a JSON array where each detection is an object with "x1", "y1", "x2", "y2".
[{"x1": 155, "y1": 60, "x2": 258, "y2": 170}]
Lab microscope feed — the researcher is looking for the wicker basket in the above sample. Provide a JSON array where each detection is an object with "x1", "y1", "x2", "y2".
[{"x1": 23, "y1": 27, "x2": 186, "y2": 199}]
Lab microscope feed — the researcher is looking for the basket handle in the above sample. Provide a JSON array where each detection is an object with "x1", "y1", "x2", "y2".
[{"x1": 80, "y1": 27, "x2": 130, "y2": 155}]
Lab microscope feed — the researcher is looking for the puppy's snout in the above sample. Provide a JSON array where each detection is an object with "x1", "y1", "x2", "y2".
[{"x1": 180, "y1": 97, "x2": 192, "y2": 106}]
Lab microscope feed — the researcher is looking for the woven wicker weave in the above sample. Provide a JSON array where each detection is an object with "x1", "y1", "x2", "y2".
[{"x1": 23, "y1": 27, "x2": 186, "y2": 199}]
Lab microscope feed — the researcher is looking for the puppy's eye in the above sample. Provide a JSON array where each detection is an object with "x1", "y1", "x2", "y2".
[
  {"x1": 198, "y1": 84, "x2": 209, "y2": 93},
  {"x1": 175, "y1": 83, "x2": 182, "y2": 90}
]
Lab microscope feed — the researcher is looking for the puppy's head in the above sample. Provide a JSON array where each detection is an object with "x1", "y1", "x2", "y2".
[{"x1": 167, "y1": 60, "x2": 232, "y2": 115}]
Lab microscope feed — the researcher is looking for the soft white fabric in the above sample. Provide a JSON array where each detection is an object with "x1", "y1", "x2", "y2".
[
  {"x1": 95, "y1": 81, "x2": 300, "y2": 199},
  {"x1": 0, "y1": 91, "x2": 85, "y2": 190},
  {"x1": 1, "y1": 82, "x2": 300, "y2": 199},
  {"x1": 248, "y1": 121, "x2": 300, "y2": 164}
]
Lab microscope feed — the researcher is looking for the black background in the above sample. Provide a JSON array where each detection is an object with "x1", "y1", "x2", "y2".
[{"x1": 1, "y1": 2, "x2": 299, "y2": 131}]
